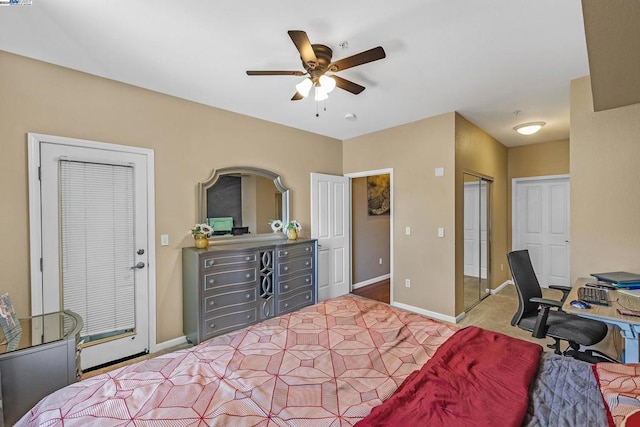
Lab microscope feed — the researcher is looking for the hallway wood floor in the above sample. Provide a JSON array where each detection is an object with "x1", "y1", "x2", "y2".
[{"x1": 350, "y1": 279, "x2": 390, "y2": 304}]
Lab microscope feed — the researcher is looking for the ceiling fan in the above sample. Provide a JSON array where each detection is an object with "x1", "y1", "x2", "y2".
[{"x1": 246, "y1": 30, "x2": 386, "y2": 101}]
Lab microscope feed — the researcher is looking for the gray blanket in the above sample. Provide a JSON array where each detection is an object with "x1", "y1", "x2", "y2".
[{"x1": 524, "y1": 353, "x2": 608, "y2": 426}]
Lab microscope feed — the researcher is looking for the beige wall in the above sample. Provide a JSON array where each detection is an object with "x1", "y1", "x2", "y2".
[
  {"x1": 351, "y1": 177, "x2": 390, "y2": 284},
  {"x1": 454, "y1": 114, "x2": 509, "y2": 314},
  {"x1": 0, "y1": 51, "x2": 342, "y2": 343},
  {"x1": 343, "y1": 113, "x2": 457, "y2": 316},
  {"x1": 506, "y1": 139, "x2": 570, "y2": 250},
  {"x1": 570, "y1": 75, "x2": 640, "y2": 279}
]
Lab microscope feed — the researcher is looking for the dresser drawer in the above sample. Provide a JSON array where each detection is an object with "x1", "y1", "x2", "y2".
[
  {"x1": 278, "y1": 273, "x2": 313, "y2": 295},
  {"x1": 203, "y1": 253, "x2": 257, "y2": 269},
  {"x1": 278, "y1": 256, "x2": 313, "y2": 276},
  {"x1": 203, "y1": 307, "x2": 257, "y2": 339},
  {"x1": 278, "y1": 289, "x2": 314, "y2": 315},
  {"x1": 204, "y1": 287, "x2": 257, "y2": 314},
  {"x1": 276, "y1": 243, "x2": 314, "y2": 259},
  {"x1": 204, "y1": 268, "x2": 256, "y2": 291}
]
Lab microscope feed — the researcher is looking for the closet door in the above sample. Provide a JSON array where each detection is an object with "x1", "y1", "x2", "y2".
[{"x1": 463, "y1": 173, "x2": 492, "y2": 311}]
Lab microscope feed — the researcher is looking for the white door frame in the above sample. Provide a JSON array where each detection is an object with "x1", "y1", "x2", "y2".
[
  {"x1": 512, "y1": 174, "x2": 570, "y2": 287},
  {"x1": 27, "y1": 133, "x2": 158, "y2": 353},
  {"x1": 344, "y1": 168, "x2": 394, "y2": 304}
]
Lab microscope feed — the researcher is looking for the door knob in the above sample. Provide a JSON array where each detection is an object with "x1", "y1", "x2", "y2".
[{"x1": 130, "y1": 262, "x2": 145, "y2": 269}]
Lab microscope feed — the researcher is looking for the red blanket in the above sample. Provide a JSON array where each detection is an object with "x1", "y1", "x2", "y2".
[{"x1": 355, "y1": 326, "x2": 542, "y2": 427}]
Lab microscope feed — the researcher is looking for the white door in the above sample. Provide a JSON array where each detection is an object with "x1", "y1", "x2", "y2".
[
  {"x1": 33, "y1": 136, "x2": 152, "y2": 369},
  {"x1": 311, "y1": 173, "x2": 350, "y2": 301},
  {"x1": 513, "y1": 176, "x2": 570, "y2": 287}
]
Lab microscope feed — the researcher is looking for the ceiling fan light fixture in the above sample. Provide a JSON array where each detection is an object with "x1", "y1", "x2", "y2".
[
  {"x1": 319, "y1": 74, "x2": 336, "y2": 93},
  {"x1": 295, "y1": 78, "x2": 313, "y2": 97},
  {"x1": 314, "y1": 85, "x2": 329, "y2": 101},
  {"x1": 513, "y1": 121, "x2": 545, "y2": 135}
]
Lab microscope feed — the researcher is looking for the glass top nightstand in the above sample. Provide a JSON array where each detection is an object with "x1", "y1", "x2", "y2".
[
  {"x1": 0, "y1": 310, "x2": 82, "y2": 354},
  {"x1": 0, "y1": 310, "x2": 83, "y2": 425}
]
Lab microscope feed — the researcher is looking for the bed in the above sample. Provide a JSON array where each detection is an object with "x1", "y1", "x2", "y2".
[{"x1": 15, "y1": 295, "x2": 631, "y2": 426}]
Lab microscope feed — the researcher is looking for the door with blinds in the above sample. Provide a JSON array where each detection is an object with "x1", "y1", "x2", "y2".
[{"x1": 38, "y1": 140, "x2": 150, "y2": 370}]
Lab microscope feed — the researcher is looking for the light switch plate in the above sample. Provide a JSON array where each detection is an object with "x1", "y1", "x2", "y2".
[
  {"x1": 405, "y1": 226, "x2": 411, "y2": 236},
  {"x1": 437, "y1": 227, "x2": 445, "y2": 238},
  {"x1": 161, "y1": 234, "x2": 169, "y2": 246},
  {"x1": 435, "y1": 167, "x2": 445, "y2": 177}
]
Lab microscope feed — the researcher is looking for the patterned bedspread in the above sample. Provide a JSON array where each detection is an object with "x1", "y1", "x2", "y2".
[
  {"x1": 17, "y1": 296, "x2": 457, "y2": 426},
  {"x1": 595, "y1": 363, "x2": 640, "y2": 426}
]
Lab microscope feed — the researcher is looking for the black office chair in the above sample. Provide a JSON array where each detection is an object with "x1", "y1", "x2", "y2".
[{"x1": 507, "y1": 250, "x2": 617, "y2": 363}]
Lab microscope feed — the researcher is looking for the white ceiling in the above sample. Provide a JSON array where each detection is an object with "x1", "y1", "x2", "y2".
[{"x1": 0, "y1": 0, "x2": 589, "y2": 147}]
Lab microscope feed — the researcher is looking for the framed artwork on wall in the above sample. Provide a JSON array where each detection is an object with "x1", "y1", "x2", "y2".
[{"x1": 367, "y1": 174, "x2": 391, "y2": 216}]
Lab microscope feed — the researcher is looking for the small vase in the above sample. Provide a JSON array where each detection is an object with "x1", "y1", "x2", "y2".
[
  {"x1": 286, "y1": 229, "x2": 298, "y2": 240},
  {"x1": 194, "y1": 234, "x2": 209, "y2": 249}
]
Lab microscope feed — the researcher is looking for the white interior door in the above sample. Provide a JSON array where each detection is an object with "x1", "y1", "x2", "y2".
[
  {"x1": 513, "y1": 176, "x2": 570, "y2": 287},
  {"x1": 31, "y1": 135, "x2": 153, "y2": 370},
  {"x1": 311, "y1": 173, "x2": 350, "y2": 301}
]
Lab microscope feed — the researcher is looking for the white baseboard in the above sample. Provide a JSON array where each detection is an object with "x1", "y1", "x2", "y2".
[
  {"x1": 352, "y1": 274, "x2": 390, "y2": 290},
  {"x1": 155, "y1": 335, "x2": 187, "y2": 352},
  {"x1": 391, "y1": 301, "x2": 458, "y2": 324},
  {"x1": 489, "y1": 280, "x2": 513, "y2": 295}
]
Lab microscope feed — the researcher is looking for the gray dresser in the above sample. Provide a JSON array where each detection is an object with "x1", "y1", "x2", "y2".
[{"x1": 182, "y1": 238, "x2": 317, "y2": 345}]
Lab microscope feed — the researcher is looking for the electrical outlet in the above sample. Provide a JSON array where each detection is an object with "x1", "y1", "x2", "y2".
[
  {"x1": 379, "y1": 258, "x2": 383, "y2": 265},
  {"x1": 160, "y1": 234, "x2": 169, "y2": 246},
  {"x1": 405, "y1": 279, "x2": 411, "y2": 288}
]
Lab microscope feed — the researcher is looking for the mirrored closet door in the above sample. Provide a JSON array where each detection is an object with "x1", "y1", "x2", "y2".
[{"x1": 463, "y1": 173, "x2": 492, "y2": 311}]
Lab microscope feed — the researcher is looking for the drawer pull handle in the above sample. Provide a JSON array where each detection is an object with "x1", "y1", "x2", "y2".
[
  {"x1": 246, "y1": 256, "x2": 251, "y2": 261},
  {"x1": 284, "y1": 285, "x2": 289, "y2": 290},
  {"x1": 210, "y1": 323, "x2": 215, "y2": 328},
  {"x1": 246, "y1": 273, "x2": 251, "y2": 278},
  {"x1": 209, "y1": 279, "x2": 215, "y2": 284},
  {"x1": 283, "y1": 251, "x2": 288, "y2": 256},
  {"x1": 305, "y1": 262, "x2": 310, "y2": 266},
  {"x1": 306, "y1": 278, "x2": 310, "y2": 283},
  {"x1": 209, "y1": 300, "x2": 215, "y2": 306},
  {"x1": 206, "y1": 260, "x2": 215, "y2": 266},
  {"x1": 283, "y1": 266, "x2": 289, "y2": 271},
  {"x1": 246, "y1": 293, "x2": 251, "y2": 299},
  {"x1": 285, "y1": 303, "x2": 289, "y2": 308},
  {"x1": 306, "y1": 295, "x2": 310, "y2": 300},
  {"x1": 305, "y1": 247, "x2": 310, "y2": 251},
  {"x1": 247, "y1": 314, "x2": 252, "y2": 319}
]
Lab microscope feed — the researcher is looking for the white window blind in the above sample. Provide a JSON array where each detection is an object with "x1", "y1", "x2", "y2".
[{"x1": 60, "y1": 159, "x2": 136, "y2": 340}]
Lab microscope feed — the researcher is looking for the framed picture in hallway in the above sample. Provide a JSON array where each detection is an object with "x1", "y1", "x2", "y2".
[{"x1": 367, "y1": 174, "x2": 390, "y2": 216}]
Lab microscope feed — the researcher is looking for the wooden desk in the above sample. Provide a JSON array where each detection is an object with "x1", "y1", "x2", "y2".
[{"x1": 563, "y1": 278, "x2": 640, "y2": 363}]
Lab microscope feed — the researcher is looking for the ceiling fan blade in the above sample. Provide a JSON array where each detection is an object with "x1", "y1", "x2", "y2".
[
  {"x1": 246, "y1": 70, "x2": 305, "y2": 76},
  {"x1": 288, "y1": 30, "x2": 318, "y2": 67},
  {"x1": 291, "y1": 92, "x2": 304, "y2": 101},
  {"x1": 332, "y1": 75, "x2": 365, "y2": 94},
  {"x1": 329, "y1": 46, "x2": 386, "y2": 72}
]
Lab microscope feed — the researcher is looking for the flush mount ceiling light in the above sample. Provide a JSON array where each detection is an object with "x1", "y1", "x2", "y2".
[{"x1": 513, "y1": 121, "x2": 546, "y2": 135}]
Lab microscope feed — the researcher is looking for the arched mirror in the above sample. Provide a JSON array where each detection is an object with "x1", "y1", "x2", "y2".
[{"x1": 198, "y1": 167, "x2": 289, "y2": 240}]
